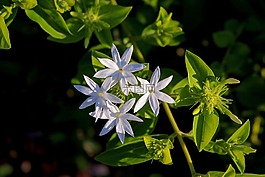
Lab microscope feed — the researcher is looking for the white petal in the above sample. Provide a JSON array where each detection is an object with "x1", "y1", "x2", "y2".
[
  {"x1": 155, "y1": 91, "x2": 175, "y2": 104},
  {"x1": 149, "y1": 93, "x2": 160, "y2": 116},
  {"x1": 120, "y1": 98, "x2": 136, "y2": 113},
  {"x1": 122, "y1": 113, "x2": 143, "y2": 122},
  {"x1": 156, "y1": 75, "x2": 173, "y2": 91},
  {"x1": 73, "y1": 85, "x2": 92, "y2": 95},
  {"x1": 122, "y1": 71, "x2": 138, "y2": 85},
  {"x1": 121, "y1": 118, "x2": 134, "y2": 137},
  {"x1": 116, "y1": 119, "x2": 125, "y2": 143},
  {"x1": 89, "y1": 104, "x2": 105, "y2": 122},
  {"x1": 99, "y1": 119, "x2": 116, "y2": 136},
  {"x1": 106, "y1": 101, "x2": 119, "y2": 113},
  {"x1": 98, "y1": 58, "x2": 119, "y2": 69},
  {"x1": 101, "y1": 77, "x2": 114, "y2": 91},
  {"x1": 120, "y1": 77, "x2": 129, "y2": 96},
  {"x1": 104, "y1": 93, "x2": 124, "y2": 103},
  {"x1": 84, "y1": 75, "x2": 98, "y2": 90},
  {"x1": 134, "y1": 92, "x2": 150, "y2": 113},
  {"x1": 124, "y1": 63, "x2": 146, "y2": 72},
  {"x1": 79, "y1": 97, "x2": 96, "y2": 109},
  {"x1": 150, "y1": 66, "x2": 160, "y2": 86},
  {"x1": 121, "y1": 45, "x2": 133, "y2": 65},
  {"x1": 111, "y1": 44, "x2": 121, "y2": 64},
  {"x1": 137, "y1": 77, "x2": 150, "y2": 85},
  {"x1": 93, "y1": 68, "x2": 116, "y2": 78}
]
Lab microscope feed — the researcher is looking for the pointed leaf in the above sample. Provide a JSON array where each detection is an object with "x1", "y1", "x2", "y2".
[
  {"x1": 91, "y1": 50, "x2": 111, "y2": 72},
  {"x1": 99, "y1": 5, "x2": 132, "y2": 28},
  {"x1": 193, "y1": 111, "x2": 219, "y2": 151},
  {"x1": 222, "y1": 164, "x2": 236, "y2": 177},
  {"x1": 185, "y1": 50, "x2": 215, "y2": 89},
  {"x1": 94, "y1": 137, "x2": 152, "y2": 166},
  {"x1": 228, "y1": 150, "x2": 245, "y2": 174},
  {"x1": 0, "y1": 16, "x2": 11, "y2": 49},
  {"x1": 25, "y1": 6, "x2": 71, "y2": 39},
  {"x1": 227, "y1": 120, "x2": 250, "y2": 144},
  {"x1": 94, "y1": 29, "x2": 113, "y2": 48}
]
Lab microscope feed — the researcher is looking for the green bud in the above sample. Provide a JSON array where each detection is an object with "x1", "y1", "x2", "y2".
[
  {"x1": 54, "y1": 0, "x2": 75, "y2": 13},
  {"x1": 12, "y1": 0, "x2": 38, "y2": 10}
]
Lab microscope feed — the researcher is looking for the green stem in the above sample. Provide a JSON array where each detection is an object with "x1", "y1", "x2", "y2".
[{"x1": 162, "y1": 102, "x2": 196, "y2": 177}]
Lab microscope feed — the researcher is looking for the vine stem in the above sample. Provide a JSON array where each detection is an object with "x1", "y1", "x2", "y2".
[{"x1": 162, "y1": 102, "x2": 196, "y2": 177}]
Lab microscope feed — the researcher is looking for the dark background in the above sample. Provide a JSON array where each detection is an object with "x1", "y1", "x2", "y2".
[{"x1": 1, "y1": 0, "x2": 265, "y2": 177}]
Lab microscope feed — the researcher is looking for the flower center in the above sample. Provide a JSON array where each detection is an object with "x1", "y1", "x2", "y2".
[
  {"x1": 118, "y1": 68, "x2": 123, "y2": 73},
  {"x1": 116, "y1": 113, "x2": 121, "y2": 118},
  {"x1": 98, "y1": 92, "x2": 103, "y2": 97}
]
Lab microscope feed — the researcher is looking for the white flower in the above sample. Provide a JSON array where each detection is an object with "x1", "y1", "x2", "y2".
[
  {"x1": 93, "y1": 44, "x2": 146, "y2": 95},
  {"x1": 99, "y1": 98, "x2": 143, "y2": 144},
  {"x1": 74, "y1": 75, "x2": 123, "y2": 122},
  {"x1": 134, "y1": 66, "x2": 175, "y2": 116}
]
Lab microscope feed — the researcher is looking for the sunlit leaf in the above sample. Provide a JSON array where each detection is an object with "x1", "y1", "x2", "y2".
[
  {"x1": 0, "y1": 15, "x2": 11, "y2": 49},
  {"x1": 227, "y1": 120, "x2": 250, "y2": 144},
  {"x1": 25, "y1": 6, "x2": 72, "y2": 39},
  {"x1": 228, "y1": 150, "x2": 245, "y2": 174},
  {"x1": 193, "y1": 111, "x2": 219, "y2": 151},
  {"x1": 95, "y1": 137, "x2": 152, "y2": 166},
  {"x1": 185, "y1": 50, "x2": 215, "y2": 89}
]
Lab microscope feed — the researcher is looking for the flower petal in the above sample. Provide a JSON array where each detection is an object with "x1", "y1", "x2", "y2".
[
  {"x1": 116, "y1": 119, "x2": 125, "y2": 143},
  {"x1": 150, "y1": 66, "x2": 160, "y2": 86},
  {"x1": 156, "y1": 75, "x2": 173, "y2": 91},
  {"x1": 104, "y1": 93, "x2": 124, "y2": 103},
  {"x1": 93, "y1": 68, "x2": 116, "y2": 78},
  {"x1": 134, "y1": 92, "x2": 150, "y2": 113},
  {"x1": 122, "y1": 113, "x2": 143, "y2": 122},
  {"x1": 98, "y1": 58, "x2": 119, "y2": 70},
  {"x1": 121, "y1": 45, "x2": 133, "y2": 66},
  {"x1": 120, "y1": 98, "x2": 136, "y2": 113},
  {"x1": 121, "y1": 118, "x2": 134, "y2": 137},
  {"x1": 73, "y1": 85, "x2": 92, "y2": 95},
  {"x1": 124, "y1": 63, "x2": 146, "y2": 72},
  {"x1": 84, "y1": 75, "x2": 98, "y2": 90},
  {"x1": 101, "y1": 77, "x2": 114, "y2": 91},
  {"x1": 111, "y1": 44, "x2": 121, "y2": 64},
  {"x1": 149, "y1": 93, "x2": 160, "y2": 116},
  {"x1": 79, "y1": 96, "x2": 96, "y2": 109},
  {"x1": 155, "y1": 91, "x2": 175, "y2": 104},
  {"x1": 123, "y1": 71, "x2": 138, "y2": 85},
  {"x1": 120, "y1": 77, "x2": 129, "y2": 96},
  {"x1": 99, "y1": 119, "x2": 116, "y2": 136}
]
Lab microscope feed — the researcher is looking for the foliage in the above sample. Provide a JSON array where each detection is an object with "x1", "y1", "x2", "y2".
[{"x1": 1, "y1": 0, "x2": 265, "y2": 177}]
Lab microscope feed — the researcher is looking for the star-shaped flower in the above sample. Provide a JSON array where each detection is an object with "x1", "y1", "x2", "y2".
[
  {"x1": 99, "y1": 98, "x2": 143, "y2": 144},
  {"x1": 93, "y1": 44, "x2": 146, "y2": 95},
  {"x1": 134, "y1": 66, "x2": 175, "y2": 116},
  {"x1": 74, "y1": 75, "x2": 123, "y2": 122}
]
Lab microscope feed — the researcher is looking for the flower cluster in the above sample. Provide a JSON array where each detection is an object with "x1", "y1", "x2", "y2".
[{"x1": 74, "y1": 44, "x2": 175, "y2": 143}]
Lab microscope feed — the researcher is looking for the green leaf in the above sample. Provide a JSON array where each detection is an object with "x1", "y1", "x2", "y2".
[
  {"x1": 213, "y1": 30, "x2": 235, "y2": 48},
  {"x1": 0, "y1": 15, "x2": 11, "y2": 49},
  {"x1": 222, "y1": 164, "x2": 236, "y2": 177},
  {"x1": 204, "y1": 139, "x2": 228, "y2": 155},
  {"x1": 94, "y1": 29, "x2": 113, "y2": 48},
  {"x1": 25, "y1": 6, "x2": 71, "y2": 39},
  {"x1": 99, "y1": 5, "x2": 132, "y2": 29},
  {"x1": 227, "y1": 120, "x2": 250, "y2": 144},
  {"x1": 91, "y1": 50, "x2": 110, "y2": 72},
  {"x1": 193, "y1": 111, "x2": 219, "y2": 151},
  {"x1": 231, "y1": 145, "x2": 256, "y2": 155},
  {"x1": 228, "y1": 150, "x2": 245, "y2": 174},
  {"x1": 185, "y1": 50, "x2": 215, "y2": 89},
  {"x1": 94, "y1": 137, "x2": 152, "y2": 166}
]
